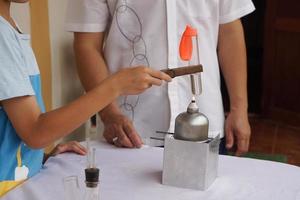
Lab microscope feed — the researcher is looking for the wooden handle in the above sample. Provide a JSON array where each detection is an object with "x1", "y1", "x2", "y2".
[{"x1": 161, "y1": 65, "x2": 203, "y2": 78}]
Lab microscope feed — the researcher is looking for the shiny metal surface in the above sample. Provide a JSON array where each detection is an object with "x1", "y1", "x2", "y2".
[
  {"x1": 162, "y1": 135, "x2": 220, "y2": 190},
  {"x1": 174, "y1": 101, "x2": 209, "y2": 141},
  {"x1": 190, "y1": 74, "x2": 202, "y2": 95}
]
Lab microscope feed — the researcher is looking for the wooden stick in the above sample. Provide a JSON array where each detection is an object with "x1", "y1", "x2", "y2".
[{"x1": 161, "y1": 65, "x2": 203, "y2": 78}]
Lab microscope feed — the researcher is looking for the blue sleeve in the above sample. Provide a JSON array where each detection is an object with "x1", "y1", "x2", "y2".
[{"x1": 0, "y1": 26, "x2": 34, "y2": 101}]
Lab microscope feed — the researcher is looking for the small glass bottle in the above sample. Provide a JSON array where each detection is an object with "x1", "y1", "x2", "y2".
[
  {"x1": 63, "y1": 176, "x2": 81, "y2": 200},
  {"x1": 83, "y1": 168, "x2": 100, "y2": 200},
  {"x1": 84, "y1": 148, "x2": 100, "y2": 200}
]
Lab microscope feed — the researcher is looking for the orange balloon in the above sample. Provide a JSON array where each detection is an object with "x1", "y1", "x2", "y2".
[{"x1": 179, "y1": 25, "x2": 198, "y2": 61}]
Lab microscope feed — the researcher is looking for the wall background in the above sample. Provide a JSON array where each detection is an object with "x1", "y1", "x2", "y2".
[
  {"x1": 48, "y1": 0, "x2": 86, "y2": 142},
  {"x1": 11, "y1": 3, "x2": 31, "y2": 34}
]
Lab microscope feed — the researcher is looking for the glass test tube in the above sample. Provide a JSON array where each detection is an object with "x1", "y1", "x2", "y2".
[
  {"x1": 91, "y1": 148, "x2": 96, "y2": 168},
  {"x1": 190, "y1": 73, "x2": 202, "y2": 96},
  {"x1": 189, "y1": 34, "x2": 202, "y2": 96},
  {"x1": 87, "y1": 147, "x2": 96, "y2": 169},
  {"x1": 85, "y1": 117, "x2": 91, "y2": 168},
  {"x1": 63, "y1": 176, "x2": 81, "y2": 200},
  {"x1": 86, "y1": 115, "x2": 99, "y2": 168}
]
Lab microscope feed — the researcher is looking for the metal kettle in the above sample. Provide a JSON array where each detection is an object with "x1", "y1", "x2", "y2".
[{"x1": 174, "y1": 100, "x2": 209, "y2": 141}]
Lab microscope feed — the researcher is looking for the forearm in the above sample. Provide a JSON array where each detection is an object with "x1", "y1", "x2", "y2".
[
  {"x1": 74, "y1": 40, "x2": 108, "y2": 91},
  {"x1": 218, "y1": 20, "x2": 248, "y2": 112},
  {"x1": 74, "y1": 33, "x2": 120, "y2": 117},
  {"x1": 32, "y1": 77, "x2": 120, "y2": 148},
  {"x1": 3, "y1": 77, "x2": 121, "y2": 149}
]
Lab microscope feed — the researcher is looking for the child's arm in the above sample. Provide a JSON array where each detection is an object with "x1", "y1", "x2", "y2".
[{"x1": 2, "y1": 67, "x2": 171, "y2": 149}]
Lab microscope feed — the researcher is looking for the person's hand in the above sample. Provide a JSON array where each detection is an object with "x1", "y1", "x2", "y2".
[
  {"x1": 49, "y1": 141, "x2": 87, "y2": 157},
  {"x1": 101, "y1": 111, "x2": 142, "y2": 148},
  {"x1": 112, "y1": 66, "x2": 172, "y2": 95},
  {"x1": 225, "y1": 109, "x2": 251, "y2": 156}
]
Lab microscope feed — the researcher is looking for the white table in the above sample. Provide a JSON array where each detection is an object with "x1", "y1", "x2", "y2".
[{"x1": 3, "y1": 141, "x2": 300, "y2": 200}]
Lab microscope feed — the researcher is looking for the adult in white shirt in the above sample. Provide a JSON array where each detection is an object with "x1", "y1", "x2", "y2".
[{"x1": 65, "y1": 0, "x2": 255, "y2": 155}]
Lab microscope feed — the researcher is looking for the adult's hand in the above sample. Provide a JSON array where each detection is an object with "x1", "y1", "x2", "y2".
[
  {"x1": 101, "y1": 108, "x2": 142, "y2": 148},
  {"x1": 225, "y1": 109, "x2": 251, "y2": 156}
]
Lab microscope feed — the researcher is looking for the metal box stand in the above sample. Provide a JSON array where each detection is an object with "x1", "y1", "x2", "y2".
[{"x1": 162, "y1": 135, "x2": 220, "y2": 190}]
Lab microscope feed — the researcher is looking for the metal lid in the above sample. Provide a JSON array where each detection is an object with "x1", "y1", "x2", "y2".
[{"x1": 187, "y1": 99, "x2": 199, "y2": 114}]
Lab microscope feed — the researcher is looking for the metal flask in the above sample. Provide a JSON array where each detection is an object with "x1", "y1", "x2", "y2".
[{"x1": 174, "y1": 100, "x2": 208, "y2": 141}]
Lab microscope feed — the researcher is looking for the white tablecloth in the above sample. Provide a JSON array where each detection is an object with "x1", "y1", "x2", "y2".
[{"x1": 3, "y1": 141, "x2": 300, "y2": 200}]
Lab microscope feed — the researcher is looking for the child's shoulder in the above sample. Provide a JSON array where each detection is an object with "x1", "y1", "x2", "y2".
[{"x1": 0, "y1": 19, "x2": 17, "y2": 41}]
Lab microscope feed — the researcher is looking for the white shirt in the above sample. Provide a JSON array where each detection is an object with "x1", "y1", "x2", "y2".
[{"x1": 65, "y1": 0, "x2": 255, "y2": 145}]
